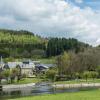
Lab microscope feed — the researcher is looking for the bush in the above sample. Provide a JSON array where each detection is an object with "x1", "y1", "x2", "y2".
[{"x1": 46, "y1": 69, "x2": 57, "y2": 81}]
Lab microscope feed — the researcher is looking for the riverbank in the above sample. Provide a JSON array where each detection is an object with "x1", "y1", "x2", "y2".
[
  {"x1": 8, "y1": 89, "x2": 100, "y2": 100},
  {"x1": 3, "y1": 83, "x2": 35, "y2": 91},
  {"x1": 2, "y1": 82, "x2": 100, "y2": 90},
  {"x1": 52, "y1": 83, "x2": 100, "y2": 88}
]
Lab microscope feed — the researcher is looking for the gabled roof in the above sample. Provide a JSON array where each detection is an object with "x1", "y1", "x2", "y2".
[
  {"x1": 7, "y1": 62, "x2": 23, "y2": 69},
  {"x1": 7, "y1": 61, "x2": 35, "y2": 69}
]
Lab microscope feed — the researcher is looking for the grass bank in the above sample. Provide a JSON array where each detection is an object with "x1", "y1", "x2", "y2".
[{"x1": 8, "y1": 89, "x2": 100, "y2": 100}]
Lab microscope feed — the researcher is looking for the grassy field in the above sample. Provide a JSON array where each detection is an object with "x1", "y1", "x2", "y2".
[
  {"x1": 54, "y1": 79, "x2": 100, "y2": 84},
  {"x1": 10, "y1": 78, "x2": 100, "y2": 85},
  {"x1": 8, "y1": 89, "x2": 100, "y2": 100},
  {"x1": 12, "y1": 78, "x2": 42, "y2": 84},
  {"x1": 1, "y1": 78, "x2": 43, "y2": 85},
  {"x1": 5, "y1": 78, "x2": 100, "y2": 85},
  {"x1": 37, "y1": 57, "x2": 56, "y2": 64}
]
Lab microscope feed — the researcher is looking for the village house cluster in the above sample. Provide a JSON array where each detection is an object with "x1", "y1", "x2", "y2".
[{"x1": 0, "y1": 57, "x2": 51, "y2": 77}]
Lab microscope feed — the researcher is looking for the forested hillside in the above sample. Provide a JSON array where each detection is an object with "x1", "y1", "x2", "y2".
[
  {"x1": 0, "y1": 29, "x2": 46, "y2": 58},
  {"x1": 46, "y1": 38, "x2": 89, "y2": 57},
  {"x1": 0, "y1": 29, "x2": 90, "y2": 58}
]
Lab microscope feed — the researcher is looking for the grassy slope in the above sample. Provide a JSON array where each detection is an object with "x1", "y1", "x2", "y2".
[{"x1": 8, "y1": 89, "x2": 100, "y2": 100}]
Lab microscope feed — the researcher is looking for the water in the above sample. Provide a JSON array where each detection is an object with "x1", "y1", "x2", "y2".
[{"x1": 0, "y1": 82, "x2": 99, "y2": 99}]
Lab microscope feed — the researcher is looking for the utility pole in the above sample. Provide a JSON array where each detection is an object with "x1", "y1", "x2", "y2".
[{"x1": 0, "y1": 56, "x2": 3, "y2": 91}]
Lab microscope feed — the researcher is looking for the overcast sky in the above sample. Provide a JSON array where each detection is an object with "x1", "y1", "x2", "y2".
[{"x1": 0, "y1": 0, "x2": 100, "y2": 46}]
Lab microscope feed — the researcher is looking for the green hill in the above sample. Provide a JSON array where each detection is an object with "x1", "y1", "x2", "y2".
[
  {"x1": 0, "y1": 29, "x2": 46, "y2": 58},
  {"x1": 0, "y1": 29, "x2": 90, "y2": 59},
  {"x1": 0, "y1": 29, "x2": 44, "y2": 44}
]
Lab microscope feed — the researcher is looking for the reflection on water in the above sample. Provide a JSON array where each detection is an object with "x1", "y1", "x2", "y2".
[{"x1": 0, "y1": 82, "x2": 99, "y2": 99}]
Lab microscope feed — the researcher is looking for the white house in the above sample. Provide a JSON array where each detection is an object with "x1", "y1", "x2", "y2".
[{"x1": 5, "y1": 60, "x2": 35, "y2": 76}]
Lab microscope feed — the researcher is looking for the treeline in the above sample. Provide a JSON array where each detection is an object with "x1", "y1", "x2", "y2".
[
  {"x1": 0, "y1": 29, "x2": 34, "y2": 35},
  {"x1": 57, "y1": 48, "x2": 100, "y2": 74},
  {"x1": 55, "y1": 47, "x2": 100, "y2": 80},
  {"x1": 0, "y1": 29, "x2": 90, "y2": 58},
  {"x1": 46, "y1": 38, "x2": 89, "y2": 57},
  {"x1": 46, "y1": 47, "x2": 100, "y2": 81}
]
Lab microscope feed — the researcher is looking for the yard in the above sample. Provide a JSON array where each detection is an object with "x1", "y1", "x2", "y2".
[
  {"x1": 37, "y1": 57, "x2": 56, "y2": 64},
  {"x1": 1, "y1": 78, "x2": 43, "y2": 85},
  {"x1": 13, "y1": 78, "x2": 42, "y2": 84}
]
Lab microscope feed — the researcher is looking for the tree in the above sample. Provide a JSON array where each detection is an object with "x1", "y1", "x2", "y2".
[
  {"x1": 75, "y1": 72, "x2": 80, "y2": 80},
  {"x1": 90, "y1": 71, "x2": 98, "y2": 80},
  {"x1": 56, "y1": 52, "x2": 70, "y2": 76},
  {"x1": 96, "y1": 66, "x2": 100, "y2": 78},
  {"x1": 16, "y1": 65, "x2": 21, "y2": 82},
  {"x1": 0, "y1": 71, "x2": 3, "y2": 84},
  {"x1": 10, "y1": 68, "x2": 20, "y2": 83},
  {"x1": 3, "y1": 69, "x2": 10, "y2": 83},
  {"x1": 46, "y1": 69, "x2": 58, "y2": 81},
  {"x1": 46, "y1": 38, "x2": 89, "y2": 57},
  {"x1": 83, "y1": 71, "x2": 90, "y2": 82},
  {"x1": 72, "y1": 48, "x2": 100, "y2": 74}
]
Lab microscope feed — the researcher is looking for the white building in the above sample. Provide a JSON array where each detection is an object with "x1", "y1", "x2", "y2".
[{"x1": 6, "y1": 60, "x2": 35, "y2": 76}]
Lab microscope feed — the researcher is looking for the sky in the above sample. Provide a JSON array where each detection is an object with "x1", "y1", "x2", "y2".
[{"x1": 0, "y1": 0, "x2": 100, "y2": 46}]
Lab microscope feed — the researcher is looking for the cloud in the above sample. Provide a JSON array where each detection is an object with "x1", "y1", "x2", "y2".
[
  {"x1": 75, "y1": 0, "x2": 83, "y2": 4},
  {"x1": 0, "y1": 0, "x2": 100, "y2": 46}
]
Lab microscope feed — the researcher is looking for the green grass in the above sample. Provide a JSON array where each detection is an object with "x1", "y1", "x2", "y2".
[
  {"x1": 17, "y1": 78, "x2": 40, "y2": 84},
  {"x1": 1, "y1": 78, "x2": 42, "y2": 85},
  {"x1": 37, "y1": 57, "x2": 56, "y2": 64},
  {"x1": 8, "y1": 89, "x2": 100, "y2": 100},
  {"x1": 11, "y1": 78, "x2": 100, "y2": 85},
  {"x1": 54, "y1": 79, "x2": 100, "y2": 84},
  {"x1": 13, "y1": 78, "x2": 42, "y2": 84}
]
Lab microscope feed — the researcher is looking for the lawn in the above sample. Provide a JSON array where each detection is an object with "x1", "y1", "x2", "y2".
[
  {"x1": 0, "y1": 78, "x2": 43, "y2": 85},
  {"x1": 13, "y1": 78, "x2": 42, "y2": 84},
  {"x1": 10, "y1": 78, "x2": 100, "y2": 85},
  {"x1": 54, "y1": 79, "x2": 100, "y2": 84},
  {"x1": 37, "y1": 57, "x2": 56, "y2": 64},
  {"x1": 8, "y1": 89, "x2": 100, "y2": 100}
]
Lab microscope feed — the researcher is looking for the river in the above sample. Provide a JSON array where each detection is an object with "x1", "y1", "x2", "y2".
[{"x1": 0, "y1": 82, "x2": 99, "y2": 99}]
